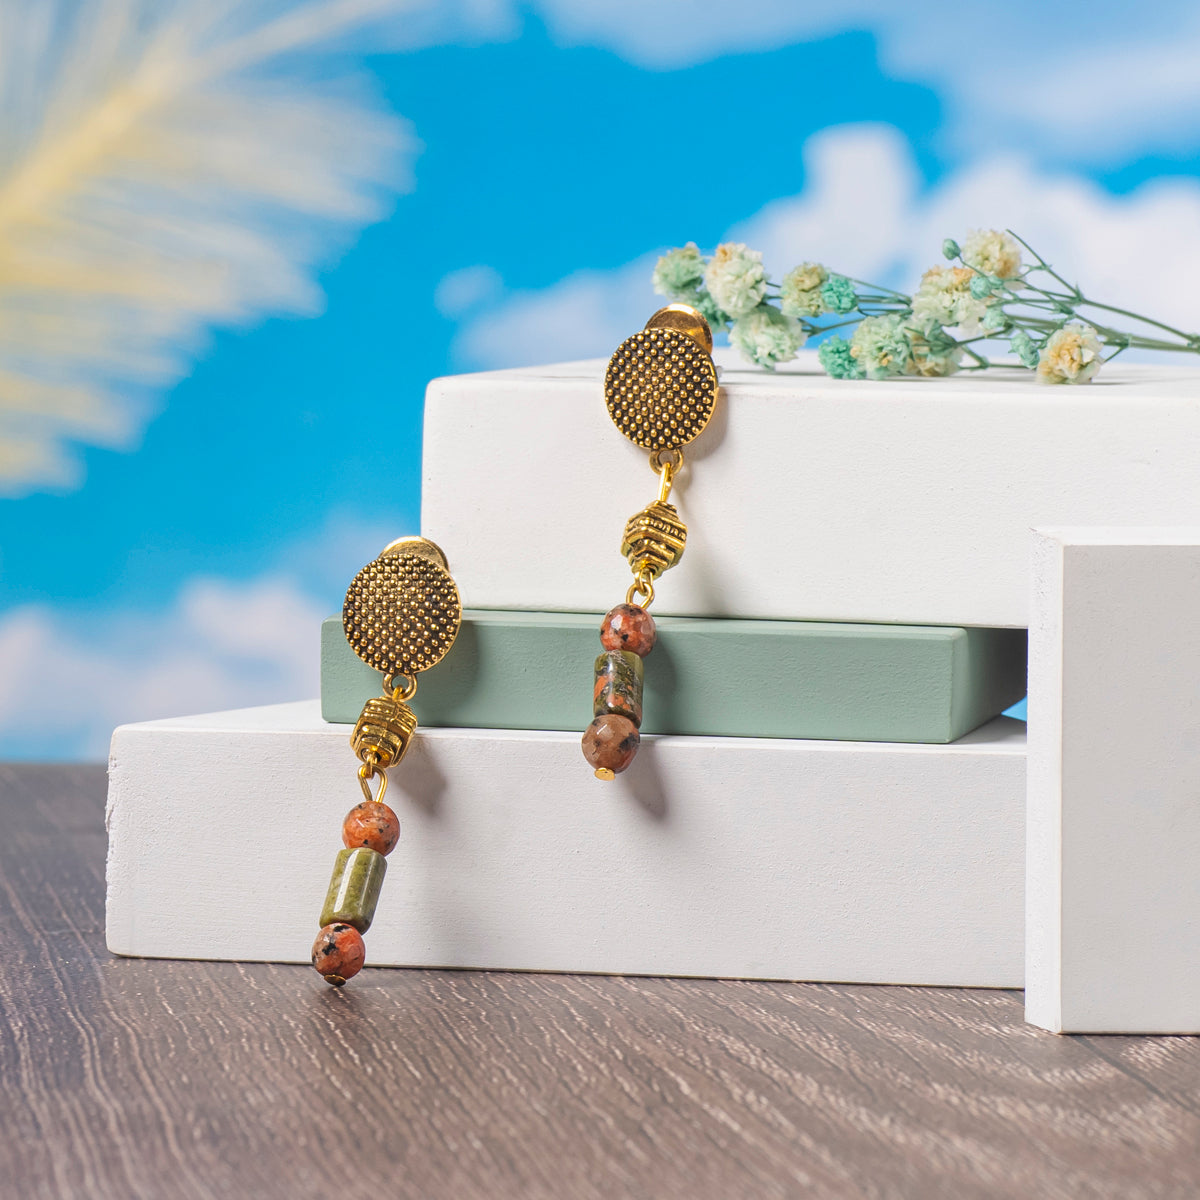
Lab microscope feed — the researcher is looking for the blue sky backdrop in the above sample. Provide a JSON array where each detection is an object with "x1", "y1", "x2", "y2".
[{"x1": 4, "y1": 0, "x2": 1200, "y2": 755}]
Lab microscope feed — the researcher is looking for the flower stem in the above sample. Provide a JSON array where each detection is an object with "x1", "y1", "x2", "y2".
[
  {"x1": 1011, "y1": 314, "x2": 1188, "y2": 351},
  {"x1": 1073, "y1": 298, "x2": 1198, "y2": 343},
  {"x1": 842, "y1": 276, "x2": 910, "y2": 301},
  {"x1": 1007, "y1": 230, "x2": 1080, "y2": 296}
]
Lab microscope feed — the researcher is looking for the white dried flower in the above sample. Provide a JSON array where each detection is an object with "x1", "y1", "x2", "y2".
[
  {"x1": 1037, "y1": 322, "x2": 1103, "y2": 384},
  {"x1": 703, "y1": 242, "x2": 766, "y2": 318},
  {"x1": 911, "y1": 265, "x2": 990, "y2": 337},
  {"x1": 961, "y1": 229, "x2": 1023, "y2": 280},
  {"x1": 729, "y1": 305, "x2": 806, "y2": 369},
  {"x1": 780, "y1": 262, "x2": 828, "y2": 318}
]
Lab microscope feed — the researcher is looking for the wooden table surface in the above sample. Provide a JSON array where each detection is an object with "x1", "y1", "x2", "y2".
[{"x1": 3, "y1": 764, "x2": 1199, "y2": 1200}]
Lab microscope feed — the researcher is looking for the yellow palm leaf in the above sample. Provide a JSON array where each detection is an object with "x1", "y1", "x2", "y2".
[{"x1": 0, "y1": 0, "x2": 416, "y2": 494}]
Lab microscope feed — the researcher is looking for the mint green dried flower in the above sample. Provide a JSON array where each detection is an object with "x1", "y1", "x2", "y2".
[
  {"x1": 969, "y1": 273, "x2": 998, "y2": 299},
  {"x1": 656, "y1": 279, "x2": 730, "y2": 333},
  {"x1": 780, "y1": 262, "x2": 828, "y2": 317},
  {"x1": 982, "y1": 307, "x2": 1011, "y2": 335},
  {"x1": 678, "y1": 284, "x2": 730, "y2": 333},
  {"x1": 942, "y1": 238, "x2": 961, "y2": 260},
  {"x1": 652, "y1": 243, "x2": 706, "y2": 299},
  {"x1": 850, "y1": 314, "x2": 912, "y2": 379},
  {"x1": 818, "y1": 335, "x2": 864, "y2": 380},
  {"x1": 820, "y1": 274, "x2": 857, "y2": 315},
  {"x1": 1009, "y1": 329, "x2": 1040, "y2": 369},
  {"x1": 730, "y1": 304, "x2": 806, "y2": 369},
  {"x1": 696, "y1": 290, "x2": 732, "y2": 334}
]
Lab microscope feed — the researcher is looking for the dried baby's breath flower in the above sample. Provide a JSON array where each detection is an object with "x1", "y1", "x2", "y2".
[
  {"x1": 911, "y1": 265, "x2": 990, "y2": 337},
  {"x1": 850, "y1": 314, "x2": 911, "y2": 379},
  {"x1": 652, "y1": 243, "x2": 705, "y2": 298},
  {"x1": 730, "y1": 304, "x2": 806, "y2": 369},
  {"x1": 961, "y1": 229, "x2": 1023, "y2": 281},
  {"x1": 780, "y1": 262, "x2": 828, "y2": 317},
  {"x1": 817, "y1": 335, "x2": 863, "y2": 380},
  {"x1": 1037, "y1": 322, "x2": 1103, "y2": 384},
  {"x1": 650, "y1": 234, "x2": 1192, "y2": 379},
  {"x1": 906, "y1": 325, "x2": 963, "y2": 377},
  {"x1": 820, "y1": 274, "x2": 857, "y2": 314},
  {"x1": 1010, "y1": 329, "x2": 1040, "y2": 368},
  {"x1": 704, "y1": 242, "x2": 767, "y2": 318}
]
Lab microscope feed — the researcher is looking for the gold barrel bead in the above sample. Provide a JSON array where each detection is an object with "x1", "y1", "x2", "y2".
[
  {"x1": 351, "y1": 696, "x2": 417, "y2": 768},
  {"x1": 621, "y1": 501, "x2": 687, "y2": 578}
]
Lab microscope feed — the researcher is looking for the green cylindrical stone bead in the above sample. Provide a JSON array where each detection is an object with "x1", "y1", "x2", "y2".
[
  {"x1": 593, "y1": 649, "x2": 644, "y2": 728},
  {"x1": 320, "y1": 847, "x2": 387, "y2": 933}
]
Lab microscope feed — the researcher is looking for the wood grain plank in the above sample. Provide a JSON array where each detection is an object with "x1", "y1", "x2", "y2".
[{"x1": 1, "y1": 765, "x2": 1199, "y2": 1200}]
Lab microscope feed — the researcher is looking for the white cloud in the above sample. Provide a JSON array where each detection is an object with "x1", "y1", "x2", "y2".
[
  {"x1": 434, "y1": 265, "x2": 504, "y2": 317},
  {"x1": 918, "y1": 21, "x2": 1200, "y2": 162},
  {"x1": 371, "y1": 0, "x2": 518, "y2": 50},
  {"x1": 0, "y1": 576, "x2": 326, "y2": 760},
  {"x1": 455, "y1": 123, "x2": 1200, "y2": 370},
  {"x1": 725, "y1": 125, "x2": 920, "y2": 285},
  {"x1": 453, "y1": 255, "x2": 661, "y2": 368},
  {"x1": 907, "y1": 163, "x2": 1200, "y2": 333},
  {"x1": 528, "y1": 0, "x2": 848, "y2": 67},
  {"x1": 430, "y1": 0, "x2": 1200, "y2": 162},
  {"x1": 734, "y1": 127, "x2": 1200, "y2": 331},
  {"x1": 179, "y1": 578, "x2": 329, "y2": 666},
  {"x1": 0, "y1": 512, "x2": 408, "y2": 760},
  {"x1": 281, "y1": 509, "x2": 405, "y2": 601}
]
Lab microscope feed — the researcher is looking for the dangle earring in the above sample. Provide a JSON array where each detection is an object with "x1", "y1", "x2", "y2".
[
  {"x1": 312, "y1": 536, "x2": 462, "y2": 985},
  {"x1": 582, "y1": 304, "x2": 720, "y2": 779}
]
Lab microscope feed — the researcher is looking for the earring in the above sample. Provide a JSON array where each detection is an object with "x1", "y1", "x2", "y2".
[
  {"x1": 582, "y1": 304, "x2": 720, "y2": 780},
  {"x1": 312, "y1": 536, "x2": 462, "y2": 986}
]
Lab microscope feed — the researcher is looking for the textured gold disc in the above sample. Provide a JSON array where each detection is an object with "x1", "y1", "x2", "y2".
[
  {"x1": 604, "y1": 327, "x2": 718, "y2": 452},
  {"x1": 342, "y1": 552, "x2": 462, "y2": 676}
]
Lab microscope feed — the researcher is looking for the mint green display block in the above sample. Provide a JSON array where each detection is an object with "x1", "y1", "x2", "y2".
[{"x1": 321, "y1": 611, "x2": 1026, "y2": 744}]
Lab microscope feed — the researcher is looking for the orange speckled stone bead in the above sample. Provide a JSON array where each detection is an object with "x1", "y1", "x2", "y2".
[
  {"x1": 342, "y1": 801, "x2": 400, "y2": 856},
  {"x1": 312, "y1": 922, "x2": 366, "y2": 985},
  {"x1": 582, "y1": 713, "x2": 640, "y2": 778},
  {"x1": 600, "y1": 604, "x2": 656, "y2": 658}
]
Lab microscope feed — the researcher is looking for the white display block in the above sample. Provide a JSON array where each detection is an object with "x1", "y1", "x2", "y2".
[
  {"x1": 107, "y1": 701, "x2": 1027, "y2": 986},
  {"x1": 1027, "y1": 529, "x2": 1200, "y2": 1033},
  {"x1": 423, "y1": 353, "x2": 1200, "y2": 627}
]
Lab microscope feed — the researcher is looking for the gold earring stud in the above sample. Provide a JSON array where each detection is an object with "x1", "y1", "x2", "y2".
[
  {"x1": 311, "y1": 536, "x2": 462, "y2": 985},
  {"x1": 581, "y1": 304, "x2": 721, "y2": 779}
]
